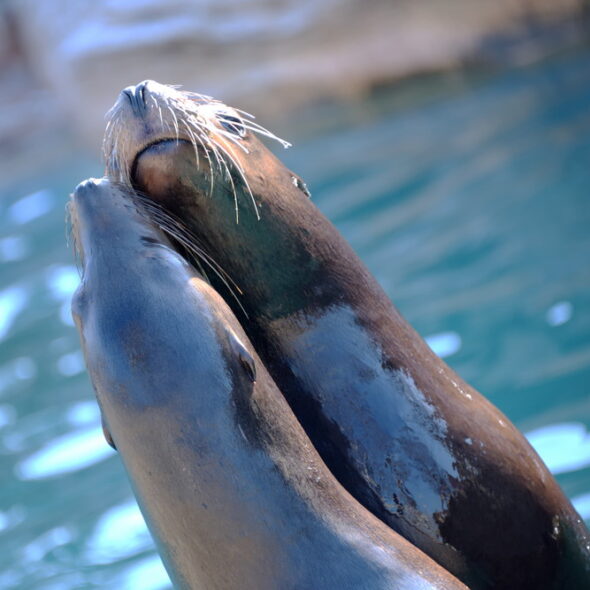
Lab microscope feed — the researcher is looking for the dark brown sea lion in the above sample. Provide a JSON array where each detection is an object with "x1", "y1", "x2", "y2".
[
  {"x1": 69, "y1": 178, "x2": 468, "y2": 590},
  {"x1": 104, "y1": 80, "x2": 590, "y2": 589}
]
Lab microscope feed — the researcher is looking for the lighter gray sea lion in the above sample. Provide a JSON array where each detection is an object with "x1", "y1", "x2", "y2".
[
  {"x1": 69, "y1": 178, "x2": 468, "y2": 590},
  {"x1": 104, "y1": 80, "x2": 590, "y2": 589}
]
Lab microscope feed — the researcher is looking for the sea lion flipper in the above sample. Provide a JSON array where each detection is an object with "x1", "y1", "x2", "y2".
[
  {"x1": 228, "y1": 330, "x2": 256, "y2": 383},
  {"x1": 101, "y1": 414, "x2": 117, "y2": 450}
]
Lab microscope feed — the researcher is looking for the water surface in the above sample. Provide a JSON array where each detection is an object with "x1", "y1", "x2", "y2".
[{"x1": 1, "y1": 48, "x2": 589, "y2": 587}]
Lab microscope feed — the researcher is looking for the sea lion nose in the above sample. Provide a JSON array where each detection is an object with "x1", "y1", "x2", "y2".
[
  {"x1": 122, "y1": 81, "x2": 148, "y2": 117},
  {"x1": 74, "y1": 177, "x2": 106, "y2": 196}
]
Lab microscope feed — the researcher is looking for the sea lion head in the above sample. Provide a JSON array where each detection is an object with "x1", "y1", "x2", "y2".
[
  {"x1": 103, "y1": 81, "x2": 320, "y2": 319},
  {"x1": 68, "y1": 177, "x2": 144, "y2": 269},
  {"x1": 69, "y1": 174, "x2": 242, "y2": 313},
  {"x1": 103, "y1": 80, "x2": 308, "y2": 222}
]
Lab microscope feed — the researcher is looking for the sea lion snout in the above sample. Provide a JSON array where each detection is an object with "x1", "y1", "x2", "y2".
[
  {"x1": 73, "y1": 176, "x2": 107, "y2": 198},
  {"x1": 104, "y1": 81, "x2": 290, "y2": 188},
  {"x1": 122, "y1": 81, "x2": 148, "y2": 117},
  {"x1": 120, "y1": 79, "x2": 175, "y2": 117},
  {"x1": 72, "y1": 177, "x2": 123, "y2": 219}
]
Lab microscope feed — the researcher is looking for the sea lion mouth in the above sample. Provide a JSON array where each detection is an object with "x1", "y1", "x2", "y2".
[{"x1": 130, "y1": 138, "x2": 193, "y2": 188}]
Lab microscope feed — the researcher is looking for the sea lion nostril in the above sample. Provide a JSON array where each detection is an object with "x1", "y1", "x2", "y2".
[
  {"x1": 122, "y1": 84, "x2": 147, "y2": 117},
  {"x1": 136, "y1": 81, "x2": 147, "y2": 107},
  {"x1": 74, "y1": 177, "x2": 104, "y2": 196}
]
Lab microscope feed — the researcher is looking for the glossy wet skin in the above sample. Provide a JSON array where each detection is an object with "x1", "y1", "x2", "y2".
[
  {"x1": 70, "y1": 178, "x2": 468, "y2": 590},
  {"x1": 105, "y1": 81, "x2": 590, "y2": 589}
]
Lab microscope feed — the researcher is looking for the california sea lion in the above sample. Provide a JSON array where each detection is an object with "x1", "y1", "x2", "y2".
[
  {"x1": 69, "y1": 178, "x2": 468, "y2": 590},
  {"x1": 104, "y1": 80, "x2": 590, "y2": 589}
]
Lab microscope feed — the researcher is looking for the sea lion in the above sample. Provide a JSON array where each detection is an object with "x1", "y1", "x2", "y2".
[
  {"x1": 69, "y1": 178, "x2": 468, "y2": 590},
  {"x1": 104, "y1": 80, "x2": 590, "y2": 589}
]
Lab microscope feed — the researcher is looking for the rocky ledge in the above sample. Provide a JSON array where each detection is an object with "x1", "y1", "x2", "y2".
[{"x1": 1, "y1": 0, "x2": 589, "y2": 154}]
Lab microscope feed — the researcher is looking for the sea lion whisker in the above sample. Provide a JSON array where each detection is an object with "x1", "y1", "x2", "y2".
[
  {"x1": 205, "y1": 143, "x2": 226, "y2": 203},
  {"x1": 65, "y1": 198, "x2": 83, "y2": 276},
  {"x1": 239, "y1": 122, "x2": 292, "y2": 149},
  {"x1": 131, "y1": 191, "x2": 245, "y2": 297},
  {"x1": 168, "y1": 230, "x2": 248, "y2": 317},
  {"x1": 103, "y1": 112, "x2": 119, "y2": 160},
  {"x1": 206, "y1": 136, "x2": 244, "y2": 222},
  {"x1": 64, "y1": 201, "x2": 73, "y2": 250},
  {"x1": 166, "y1": 106, "x2": 180, "y2": 143},
  {"x1": 181, "y1": 120, "x2": 200, "y2": 168},
  {"x1": 151, "y1": 95, "x2": 164, "y2": 127},
  {"x1": 208, "y1": 136, "x2": 260, "y2": 222},
  {"x1": 218, "y1": 107, "x2": 290, "y2": 147},
  {"x1": 233, "y1": 107, "x2": 256, "y2": 119},
  {"x1": 134, "y1": 201, "x2": 248, "y2": 316},
  {"x1": 208, "y1": 139, "x2": 226, "y2": 176},
  {"x1": 215, "y1": 128, "x2": 251, "y2": 154},
  {"x1": 104, "y1": 101, "x2": 119, "y2": 122},
  {"x1": 184, "y1": 90, "x2": 214, "y2": 102},
  {"x1": 218, "y1": 148, "x2": 241, "y2": 223},
  {"x1": 206, "y1": 138, "x2": 241, "y2": 222},
  {"x1": 201, "y1": 142, "x2": 215, "y2": 198}
]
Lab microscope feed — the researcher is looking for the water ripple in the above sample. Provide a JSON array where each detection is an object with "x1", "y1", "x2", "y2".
[
  {"x1": 8, "y1": 190, "x2": 55, "y2": 225},
  {"x1": 526, "y1": 422, "x2": 590, "y2": 475},
  {"x1": 0, "y1": 357, "x2": 37, "y2": 396},
  {"x1": 0, "y1": 236, "x2": 30, "y2": 262},
  {"x1": 546, "y1": 300, "x2": 573, "y2": 326},
  {"x1": 85, "y1": 499, "x2": 153, "y2": 564},
  {"x1": 45, "y1": 265, "x2": 80, "y2": 301},
  {"x1": 0, "y1": 286, "x2": 29, "y2": 341},
  {"x1": 16, "y1": 426, "x2": 115, "y2": 480},
  {"x1": 56, "y1": 351, "x2": 85, "y2": 377},
  {"x1": 424, "y1": 331, "x2": 462, "y2": 358},
  {"x1": 118, "y1": 555, "x2": 171, "y2": 590}
]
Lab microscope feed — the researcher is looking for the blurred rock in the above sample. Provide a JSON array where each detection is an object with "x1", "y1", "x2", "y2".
[
  {"x1": 0, "y1": 5, "x2": 73, "y2": 182},
  {"x1": 4, "y1": 0, "x2": 590, "y2": 153}
]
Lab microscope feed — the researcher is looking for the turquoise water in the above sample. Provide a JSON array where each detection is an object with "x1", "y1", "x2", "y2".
[{"x1": 1, "y1": 47, "x2": 589, "y2": 588}]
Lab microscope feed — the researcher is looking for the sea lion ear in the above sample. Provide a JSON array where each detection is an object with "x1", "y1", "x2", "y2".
[
  {"x1": 228, "y1": 330, "x2": 257, "y2": 383},
  {"x1": 291, "y1": 175, "x2": 311, "y2": 198},
  {"x1": 101, "y1": 414, "x2": 117, "y2": 450}
]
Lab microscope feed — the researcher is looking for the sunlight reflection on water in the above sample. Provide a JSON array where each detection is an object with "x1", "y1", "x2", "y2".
[
  {"x1": 425, "y1": 331, "x2": 462, "y2": 358},
  {"x1": 85, "y1": 499, "x2": 153, "y2": 563},
  {"x1": 0, "y1": 357, "x2": 37, "y2": 395},
  {"x1": 118, "y1": 555, "x2": 172, "y2": 590},
  {"x1": 16, "y1": 426, "x2": 115, "y2": 480},
  {"x1": 1, "y1": 46, "x2": 589, "y2": 589},
  {"x1": 0, "y1": 235, "x2": 30, "y2": 262},
  {"x1": 0, "y1": 286, "x2": 29, "y2": 340},
  {"x1": 8, "y1": 190, "x2": 55, "y2": 225},
  {"x1": 527, "y1": 422, "x2": 590, "y2": 475},
  {"x1": 45, "y1": 265, "x2": 79, "y2": 301},
  {"x1": 546, "y1": 300, "x2": 573, "y2": 327}
]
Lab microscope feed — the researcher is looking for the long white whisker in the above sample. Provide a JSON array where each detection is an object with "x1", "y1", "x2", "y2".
[
  {"x1": 209, "y1": 136, "x2": 260, "y2": 221},
  {"x1": 103, "y1": 83, "x2": 293, "y2": 221},
  {"x1": 132, "y1": 194, "x2": 248, "y2": 316},
  {"x1": 182, "y1": 120, "x2": 200, "y2": 168}
]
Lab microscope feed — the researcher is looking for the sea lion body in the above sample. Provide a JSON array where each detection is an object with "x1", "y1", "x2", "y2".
[
  {"x1": 104, "y1": 80, "x2": 590, "y2": 589},
  {"x1": 70, "y1": 178, "x2": 467, "y2": 590}
]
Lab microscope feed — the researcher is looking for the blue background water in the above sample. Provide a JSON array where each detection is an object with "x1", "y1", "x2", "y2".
[{"x1": 0, "y1": 48, "x2": 589, "y2": 588}]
